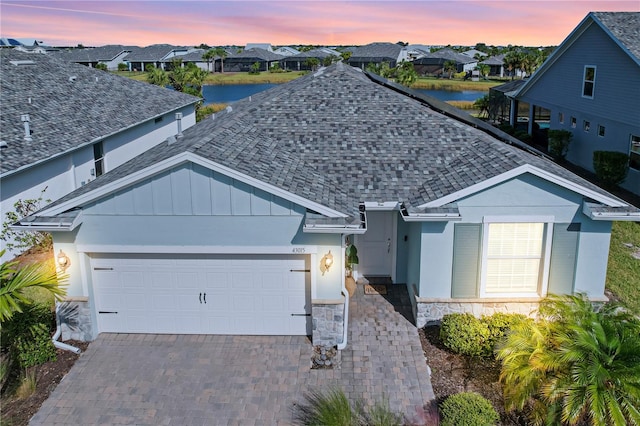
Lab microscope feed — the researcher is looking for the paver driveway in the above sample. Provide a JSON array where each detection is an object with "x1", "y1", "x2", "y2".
[{"x1": 31, "y1": 284, "x2": 434, "y2": 425}]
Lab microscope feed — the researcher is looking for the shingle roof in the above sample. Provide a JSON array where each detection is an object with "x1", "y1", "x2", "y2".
[
  {"x1": 592, "y1": 12, "x2": 640, "y2": 61},
  {"x1": 284, "y1": 48, "x2": 338, "y2": 60},
  {"x1": 480, "y1": 54, "x2": 505, "y2": 65},
  {"x1": 124, "y1": 44, "x2": 187, "y2": 61},
  {"x1": 51, "y1": 45, "x2": 131, "y2": 62},
  {"x1": 43, "y1": 62, "x2": 634, "y2": 218},
  {"x1": 416, "y1": 48, "x2": 477, "y2": 64},
  {"x1": 227, "y1": 48, "x2": 284, "y2": 61},
  {"x1": 0, "y1": 50, "x2": 200, "y2": 175},
  {"x1": 166, "y1": 49, "x2": 205, "y2": 62},
  {"x1": 348, "y1": 43, "x2": 403, "y2": 61}
]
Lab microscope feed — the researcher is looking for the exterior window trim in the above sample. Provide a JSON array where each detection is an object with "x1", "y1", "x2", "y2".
[
  {"x1": 570, "y1": 116, "x2": 577, "y2": 128},
  {"x1": 479, "y1": 216, "x2": 553, "y2": 298},
  {"x1": 93, "y1": 141, "x2": 105, "y2": 177},
  {"x1": 582, "y1": 65, "x2": 596, "y2": 99},
  {"x1": 583, "y1": 120, "x2": 590, "y2": 132},
  {"x1": 558, "y1": 112, "x2": 564, "y2": 124},
  {"x1": 630, "y1": 134, "x2": 640, "y2": 172},
  {"x1": 598, "y1": 125, "x2": 605, "y2": 137}
]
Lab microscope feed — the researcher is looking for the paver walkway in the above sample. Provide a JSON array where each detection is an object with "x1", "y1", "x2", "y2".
[{"x1": 31, "y1": 284, "x2": 434, "y2": 425}]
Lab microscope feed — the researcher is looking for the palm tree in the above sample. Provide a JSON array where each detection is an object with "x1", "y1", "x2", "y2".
[
  {"x1": 213, "y1": 47, "x2": 227, "y2": 73},
  {"x1": 497, "y1": 294, "x2": 640, "y2": 426},
  {"x1": 395, "y1": 61, "x2": 418, "y2": 87},
  {"x1": 443, "y1": 60, "x2": 457, "y2": 79},
  {"x1": 477, "y1": 63, "x2": 490, "y2": 79},
  {"x1": 189, "y1": 67, "x2": 209, "y2": 96},
  {"x1": 0, "y1": 250, "x2": 66, "y2": 324},
  {"x1": 504, "y1": 50, "x2": 524, "y2": 80},
  {"x1": 146, "y1": 66, "x2": 169, "y2": 87},
  {"x1": 202, "y1": 49, "x2": 215, "y2": 72}
]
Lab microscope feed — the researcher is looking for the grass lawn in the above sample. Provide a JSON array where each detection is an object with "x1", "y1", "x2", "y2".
[
  {"x1": 606, "y1": 221, "x2": 640, "y2": 314},
  {"x1": 112, "y1": 70, "x2": 306, "y2": 85},
  {"x1": 411, "y1": 77, "x2": 501, "y2": 91}
]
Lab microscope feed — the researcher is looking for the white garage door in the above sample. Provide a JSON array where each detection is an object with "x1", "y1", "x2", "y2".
[{"x1": 91, "y1": 254, "x2": 311, "y2": 335}]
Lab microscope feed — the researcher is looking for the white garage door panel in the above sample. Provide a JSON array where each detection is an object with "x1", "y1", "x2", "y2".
[{"x1": 92, "y1": 254, "x2": 310, "y2": 335}]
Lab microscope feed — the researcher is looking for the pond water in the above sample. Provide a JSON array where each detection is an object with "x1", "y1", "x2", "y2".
[
  {"x1": 202, "y1": 84, "x2": 486, "y2": 105},
  {"x1": 413, "y1": 89, "x2": 486, "y2": 102}
]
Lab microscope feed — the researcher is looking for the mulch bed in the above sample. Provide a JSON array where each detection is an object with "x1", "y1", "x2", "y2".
[
  {"x1": 419, "y1": 325, "x2": 529, "y2": 426},
  {"x1": 1, "y1": 341, "x2": 90, "y2": 426}
]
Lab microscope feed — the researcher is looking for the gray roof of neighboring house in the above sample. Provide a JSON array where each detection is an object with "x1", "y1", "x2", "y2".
[
  {"x1": 51, "y1": 45, "x2": 132, "y2": 62},
  {"x1": 0, "y1": 49, "x2": 200, "y2": 176},
  {"x1": 226, "y1": 48, "x2": 284, "y2": 61},
  {"x1": 348, "y1": 43, "x2": 403, "y2": 61},
  {"x1": 490, "y1": 79, "x2": 526, "y2": 96},
  {"x1": 283, "y1": 48, "x2": 339, "y2": 60},
  {"x1": 416, "y1": 48, "x2": 477, "y2": 64},
  {"x1": 480, "y1": 54, "x2": 505, "y2": 65},
  {"x1": 42, "y1": 62, "x2": 634, "y2": 218},
  {"x1": 592, "y1": 12, "x2": 640, "y2": 61},
  {"x1": 245, "y1": 43, "x2": 273, "y2": 52},
  {"x1": 124, "y1": 45, "x2": 187, "y2": 61},
  {"x1": 164, "y1": 49, "x2": 205, "y2": 62}
]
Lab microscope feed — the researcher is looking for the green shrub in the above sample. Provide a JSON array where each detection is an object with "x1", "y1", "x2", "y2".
[
  {"x1": 484, "y1": 313, "x2": 527, "y2": 350},
  {"x1": 593, "y1": 150, "x2": 629, "y2": 186},
  {"x1": 117, "y1": 62, "x2": 128, "y2": 71},
  {"x1": 440, "y1": 392, "x2": 499, "y2": 426},
  {"x1": 514, "y1": 130, "x2": 532, "y2": 143},
  {"x1": 454, "y1": 71, "x2": 467, "y2": 79},
  {"x1": 3, "y1": 303, "x2": 56, "y2": 369},
  {"x1": 498, "y1": 123, "x2": 515, "y2": 135},
  {"x1": 440, "y1": 313, "x2": 491, "y2": 357},
  {"x1": 95, "y1": 63, "x2": 108, "y2": 71},
  {"x1": 14, "y1": 323, "x2": 56, "y2": 369},
  {"x1": 547, "y1": 129, "x2": 572, "y2": 160},
  {"x1": 293, "y1": 387, "x2": 353, "y2": 425}
]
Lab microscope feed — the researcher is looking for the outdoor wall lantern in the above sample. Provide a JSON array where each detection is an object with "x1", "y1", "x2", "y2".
[
  {"x1": 320, "y1": 250, "x2": 334, "y2": 276},
  {"x1": 56, "y1": 249, "x2": 71, "y2": 273}
]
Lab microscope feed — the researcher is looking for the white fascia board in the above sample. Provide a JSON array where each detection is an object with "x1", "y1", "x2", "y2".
[
  {"x1": 583, "y1": 202, "x2": 640, "y2": 221},
  {"x1": 421, "y1": 165, "x2": 627, "y2": 208},
  {"x1": 401, "y1": 214, "x2": 461, "y2": 222},
  {"x1": 76, "y1": 244, "x2": 318, "y2": 255},
  {"x1": 39, "y1": 152, "x2": 347, "y2": 219},
  {"x1": 363, "y1": 201, "x2": 400, "y2": 211},
  {"x1": 303, "y1": 226, "x2": 366, "y2": 234}
]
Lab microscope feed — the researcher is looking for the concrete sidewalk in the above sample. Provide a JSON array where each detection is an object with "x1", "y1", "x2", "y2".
[{"x1": 31, "y1": 284, "x2": 434, "y2": 425}]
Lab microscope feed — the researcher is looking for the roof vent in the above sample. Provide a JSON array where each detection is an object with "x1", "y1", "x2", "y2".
[
  {"x1": 225, "y1": 106, "x2": 232, "y2": 113},
  {"x1": 21, "y1": 114, "x2": 33, "y2": 142},
  {"x1": 175, "y1": 112, "x2": 183, "y2": 138},
  {"x1": 166, "y1": 136, "x2": 176, "y2": 145},
  {"x1": 69, "y1": 76, "x2": 77, "y2": 82},
  {"x1": 0, "y1": 141, "x2": 8, "y2": 149},
  {"x1": 211, "y1": 114, "x2": 216, "y2": 121}
]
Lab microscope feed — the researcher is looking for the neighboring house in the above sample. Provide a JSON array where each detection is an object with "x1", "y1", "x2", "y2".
[
  {"x1": 163, "y1": 49, "x2": 207, "y2": 71},
  {"x1": 406, "y1": 44, "x2": 433, "y2": 61},
  {"x1": 245, "y1": 43, "x2": 273, "y2": 52},
  {"x1": 511, "y1": 12, "x2": 640, "y2": 195},
  {"x1": 124, "y1": 44, "x2": 190, "y2": 71},
  {"x1": 347, "y1": 42, "x2": 407, "y2": 69},
  {"x1": 488, "y1": 79, "x2": 527, "y2": 123},
  {"x1": 0, "y1": 50, "x2": 200, "y2": 260},
  {"x1": 413, "y1": 48, "x2": 478, "y2": 76},
  {"x1": 224, "y1": 48, "x2": 284, "y2": 72},
  {"x1": 18, "y1": 63, "x2": 638, "y2": 347},
  {"x1": 462, "y1": 49, "x2": 488, "y2": 59},
  {"x1": 274, "y1": 46, "x2": 300, "y2": 56},
  {"x1": 480, "y1": 54, "x2": 506, "y2": 77},
  {"x1": 51, "y1": 45, "x2": 134, "y2": 70},
  {"x1": 281, "y1": 48, "x2": 340, "y2": 71}
]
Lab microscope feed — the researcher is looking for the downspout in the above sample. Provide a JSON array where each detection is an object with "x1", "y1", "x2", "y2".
[
  {"x1": 337, "y1": 234, "x2": 349, "y2": 350},
  {"x1": 52, "y1": 302, "x2": 81, "y2": 354}
]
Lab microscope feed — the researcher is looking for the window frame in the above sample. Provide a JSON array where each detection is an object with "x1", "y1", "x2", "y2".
[
  {"x1": 630, "y1": 134, "x2": 640, "y2": 172},
  {"x1": 570, "y1": 116, "x2": 577, "y2": 128},
  {"x1": 597, "y1": 125, "x2": 605, "y2": 137},
  {"x1": 558, "y1": 112, "x2": 564, "y2": 124},
  {"x1": 479, "y1": 216, "x2": 553, "y2": 298},
  {"x1": 93, "y1": 141, "x2": 105, "y2": 177},
  {"x1": 583, "y1": 120, "x2": 590, "y2": 132},
  {"x1": 582, "y1": 65, "x2": 596, "y2": 98}
]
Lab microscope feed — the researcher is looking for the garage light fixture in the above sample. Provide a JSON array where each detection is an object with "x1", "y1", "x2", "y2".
[
  {"x1": 56, "y1": 249, "x2": 70, "y2": 273},
  {"x1": 320, "y1": 250, "x2": 334, "y2": 275}
]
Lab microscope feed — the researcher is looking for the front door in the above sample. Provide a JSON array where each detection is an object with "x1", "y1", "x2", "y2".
[{"x1": 355, "y1": 211, "x2": 396, "y2": 280}]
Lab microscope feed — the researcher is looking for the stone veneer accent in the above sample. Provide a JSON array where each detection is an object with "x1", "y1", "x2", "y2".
[
  {"x1": 58, "y1": 298, "x2": 94, "y2": 342},
  {"x1": 312, "y1": 298, "x2": 345, "y2": 347},
  {"x1": 414, "y1": 295, "x2": 541, "y2": 328}
]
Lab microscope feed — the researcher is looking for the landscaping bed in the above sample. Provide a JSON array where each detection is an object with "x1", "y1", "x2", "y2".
[
  {"x1": 1, "y1": 341, "x2": 89, "y2": 426},
  {"x1": 419, "y1": 324, "x2": 528, "y2": 426}
]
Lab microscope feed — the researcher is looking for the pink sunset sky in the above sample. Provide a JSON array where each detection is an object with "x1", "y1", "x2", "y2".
[{"x1": 1, "y1": 1, "x2": 638, "y2": 47}]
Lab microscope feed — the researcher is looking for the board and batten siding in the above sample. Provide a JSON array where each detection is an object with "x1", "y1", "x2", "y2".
[
  {"x1": 521, "y1": 22, "x2": 640, "y2": 125},
  {"x1": 84, "y1": 162, "x2": 305, "y2": 217}
]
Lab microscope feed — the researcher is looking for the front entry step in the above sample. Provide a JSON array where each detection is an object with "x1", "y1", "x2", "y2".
[{"x1": 363, "y1": 275, "x2": 393, "y2": 285}]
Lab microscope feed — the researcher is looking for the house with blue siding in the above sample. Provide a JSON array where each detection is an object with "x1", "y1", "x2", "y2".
[
  {"x1": 17, "y1": 63, "x2": 639, "y2": 348},
  {"x1": 0, "y1": 50, "x2": 200, "y2": 261},
  {"x1": 511, "y1": 12, "x2": 640, "y2": 195}
]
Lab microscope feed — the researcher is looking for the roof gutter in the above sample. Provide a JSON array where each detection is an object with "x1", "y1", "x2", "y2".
[{"x1": 583, "y1": 202, "x2": 640, "y2": 221}]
